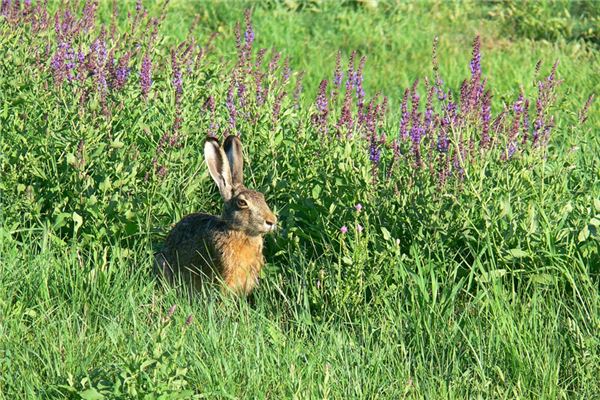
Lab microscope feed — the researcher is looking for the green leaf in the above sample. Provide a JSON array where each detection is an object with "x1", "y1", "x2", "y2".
[
  {"x1": 578, "y1": 225, "x2": 590, "y2": 242},
  {"x1": 66, "y1": 153, "x2": 77, "y2": 166},
  {"x1": 311, "y1": 184, "x2": 322, "y2": 199},
  {"x1": 506, "y1": 248, "x2": 529, "y2": 259},
  {"x1": 78, "y1": 388, "x2": 105, "y2": 400},
  {"x1": 72, "y1": 212, "x2": 83, "y2": 236},
  {"x1": 99, "y1": 177, "x2": 112, "y2": 191},
  {"x1": 477, "y1": 269, "x2": 507, "y2": 283},
  {"x1": 530, "y1": 273, "x2": 556, "y2": 285},
  {"x1": 53, "y1": 212, "x2": 71, "y2": 229},
  {"x1": 380, "y1": 227, "x2": 391, "y2": 241}
]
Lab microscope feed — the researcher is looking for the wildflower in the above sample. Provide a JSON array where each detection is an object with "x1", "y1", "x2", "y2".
[
  {"x1": 333, "y1": 50, "x2": 343, "y2": 88},
  {"x1": 356, "y1": 224, "x2": 364, "y2": 233},
  {"x1": 268, "y1": 51, "x2": 281, "y2": 77},
  {"x1": 165, "y1": 304, "x2": 177, "y2": 321},
  {"x1": 336, "y1": 89, "x2": 354, "y2": 134},
  {"x1": 521, "y1": 99, "x2": 530, "y2": 144},
  {"x1": 345, "y1": 51, "x2": 356, "y2": 91},
  {"x1": 399, "y1": 89, "x2": 409, "y2": 140},
  {"x1": 140, "y1": 53, "x2": 152, "y2": 99},
  {"x1": 312, "y1": 79, "x2": 329, "y2": 133},
  {"x1": 369, "y1": 131, "x2": 381, "y2": 165},
  {"x1": 156, "y1": 165, "x2": 168, "y2": 179},
  {"x1": 355, "y1": 55, "x2": 366, "y2": 106},
  {"x1": 185, "y1": 314, "x2": 194, "y2": 326},
  {"x1": 244, "y1": 9, "x2": 254, "y2": 49},
  {"x1": 226, "y1": 82, "x2": 237, "y2": 130},
  {"x1": 579, "y1": 94, "x2": 594, "y2": 124},
  {"x1": 437, "y1": 126, "x2": 449, "y2": 153},
  {"x1": 114, "y1": 52, "x2": 131, "y2": 90},
  {"x1": 355, "y1": 203, "x2": 363, "y2": 212},
  {"x1": 282, "y1": 57, "x2": 291, "y2": 84},
  {"x1": 293, "y1": 72, "x2": 304, "y2": 109},
  {"x1": 469, "y1": 35, "x2": 481, "y2": 78},
  {"x1": 480, "y1": 90, "x2": 492, "y2": 148},
  {"x1": 171, "y1": 49, "x2": 183, "y2": 100},
  {"x1": 272, "y1": 91, "x2": 286, "y2": 124},
  {"x1": 340, "y1": 226, "x2": 348, "y2": 234}
]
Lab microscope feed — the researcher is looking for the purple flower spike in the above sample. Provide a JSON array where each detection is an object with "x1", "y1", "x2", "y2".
[
  {"x1": 399, "y1": 89, "x2": 410, "y2": 141},
  {"x1": 244, "y1": 9, "x2": 254, "y2": 49},
  {"x1": 469, "y1": 35, "x2": 481, "y2": 78},
  {"x1": 185, "y1": 314, "x2": 194, "y2": 326},
  {"x1": 333, "y1": 50, "x2": 343, "y2": 88},
  {"x1": 340, "y1": 226, "x2": 348, "y2": 234},
  {"x1": 140, "y1": 53, "x2": 152, "y2": 99},
  {"x1": 166, "y1": 304, "x2": 177, "y2": 319},
  {"x1": 114, "y1": 52, "x2": 131, "y2": 90},
  {"x1": 171, "y1": 50, "x2": 183, "y2": 99},
  {"x1": 356, "y1": 224, "x2": 364, "y2": 233},
  {"x1": 355, "y1": 203, "x2": 363, "y2": 212},
  {"x1": 579, "y1": 94, "x2": 594, "y2": 124}
]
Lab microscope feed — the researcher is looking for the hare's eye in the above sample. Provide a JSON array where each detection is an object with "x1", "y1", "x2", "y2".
[{"x1": 237, "y1": 198, "x2": 248, "y2": 208}]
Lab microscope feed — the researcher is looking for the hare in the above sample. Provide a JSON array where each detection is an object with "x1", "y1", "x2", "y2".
[{"x1": 154, "y1": 135, "x2": 277, "y2": 295}]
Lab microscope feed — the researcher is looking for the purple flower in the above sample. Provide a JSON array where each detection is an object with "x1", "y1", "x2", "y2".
[
  {"x1": 185, "y1": 314, "x2": 194, "y2": 326},
  {"x1": 579, "y1": 94, "x2": 594, "y2": 124},
  {"x1": 356, "y1": 224, "x2": 364, "y2": 233},
  {"x1": 166, "y1": 304, "x2": 177, "y2": 319},
  {"x1": 345, "y1": 51, "x2": 356, "y2": 91},
  {"x1": 293, "y1": 72, "x2": 304, "y2": 109},
  {"x1": 355, "y1": 203, "x2": 363, "y2": 212},
  {"x1": 333, "y1": 51, "x2": 343, "y2": 88},
  {"x1": 226, "y1": 82, "x2": 237, "y2": 130},
  {"x1": 437, "y1": 127, "x2": 449, "y2": 153},
  {"x1": 336, "y1": 89, "x2": 354, "y2": 134},
  {"x1": 513, "y1": 92, "x2": 524, "y2": 113},
  {"x1": 521, "y1": 99, "x2": 530, "y2": 144},
  {"x1": 171, "y1": 50, "x2": 183, "y2": 99},
  {"x1": 140, "y1": 53, "x2": 152, "y2": 99},
  {"x1": 312, "y1": 80, "x2": 329, "y2": 134},
  {"x1": 282, "y1": 57, "x2": 291, "y2": 84},
  {"x1": 272, "y1": 91, "x2": 286, "y2": 124},
  {"x1": 480, "y1": 90, "x2": 492, "y2": 148},
  {"x1": 369, "y1": 132, "x2": 381, "y2": 165},
  {"x1": 340, "y1": 226, "x2": 348, "y2": 234},
  {"x1": 469, "y1": 35, "x2": 481, "y2": 78},
  {"x1": 114, "y1": 52, "x2": 131, "y2": 90},
  {"x1": 399, "y1": 89, "x2": 409, "y2": 140},
  {"x1": 355, "y1": 56, "x2": 366, "y2": 108},
  {"x1": 244, "y1": 9, "x2": 254, "y2": 49}
]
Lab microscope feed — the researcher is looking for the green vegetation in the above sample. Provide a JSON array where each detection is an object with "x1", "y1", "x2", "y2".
[{"x1": 0, "y1": 0, "x2": 598, "y2": 398}]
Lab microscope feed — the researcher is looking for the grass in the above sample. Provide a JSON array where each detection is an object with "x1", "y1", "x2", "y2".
[{"x1": 0, "y1": 0, "x2": 599, "y2": 398}]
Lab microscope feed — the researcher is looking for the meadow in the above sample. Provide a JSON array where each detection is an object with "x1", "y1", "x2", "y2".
[{"x1": 0, "y1": 0, "x2": 599, "y2": 398}]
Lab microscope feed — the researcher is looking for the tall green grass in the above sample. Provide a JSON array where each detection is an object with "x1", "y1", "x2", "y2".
[{"x1": 0, "y1": 1, "x2": 598, "y2": 398}]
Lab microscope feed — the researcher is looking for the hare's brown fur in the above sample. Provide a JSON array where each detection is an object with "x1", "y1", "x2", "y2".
[{"x1": 155, "y1": 136, "x2": 276, "y2": 295}]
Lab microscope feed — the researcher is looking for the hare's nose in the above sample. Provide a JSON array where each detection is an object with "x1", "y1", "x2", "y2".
[{"x1": 265, "y1": 215, "x2": 277, "y2": 228}]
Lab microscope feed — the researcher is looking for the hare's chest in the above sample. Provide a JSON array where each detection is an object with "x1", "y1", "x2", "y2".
[{"x1": 218, "y1": 235, "x2": 264, "y2": 295}]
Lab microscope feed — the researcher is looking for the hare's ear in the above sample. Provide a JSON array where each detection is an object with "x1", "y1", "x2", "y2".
[
  {"x1": 223, "y1": 134, "x2": 244, "y2": 187},
  {"x1": 204, "y1": 137, "x2": 233, "y2": 201}
]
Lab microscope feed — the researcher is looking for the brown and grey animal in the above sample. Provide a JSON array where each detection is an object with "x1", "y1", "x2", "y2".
[{"x1": 154, "y1": 135, "x2": 277, "y2": 295}]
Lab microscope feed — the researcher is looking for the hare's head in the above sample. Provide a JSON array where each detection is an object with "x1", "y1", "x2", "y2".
[{"x1": 204, "y1": 135, "x2": 277, "y2": 236}]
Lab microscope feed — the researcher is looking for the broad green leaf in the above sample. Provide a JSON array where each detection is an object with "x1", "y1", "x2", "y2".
[
  {"x1": 78, "y1": 388, "x2": 104, "y2": 400},
  {"x1": 381, "y1": 227, "x2": 391, "y2": 241},
  {"x1": 506, "y1": 248, "x2": 529, "y2": 259},
  {"x1": 578, "y1": 225, "x2": 590, "y2": 242},
  {"x1": 72, "y1": 212, "x2": 83, "y2": 236}
]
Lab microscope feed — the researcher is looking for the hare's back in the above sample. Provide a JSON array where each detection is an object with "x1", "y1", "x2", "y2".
[{"x1": 162, "y1": 213, "x2": 224, "y2": 267}]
